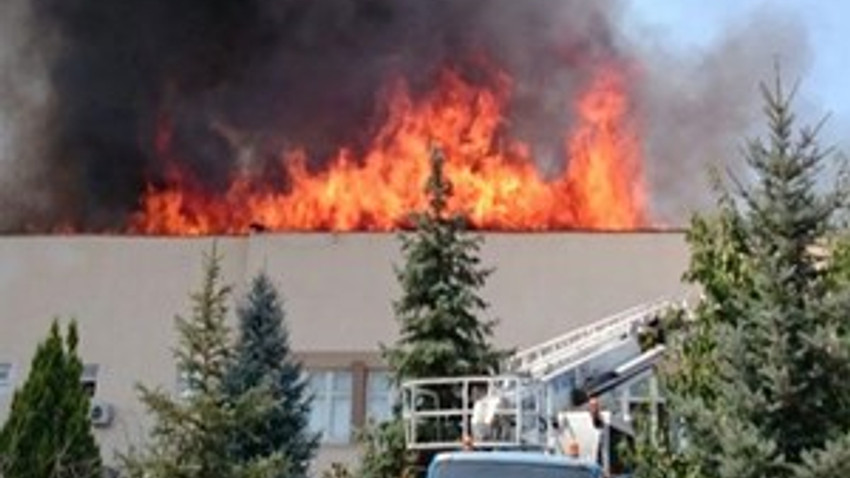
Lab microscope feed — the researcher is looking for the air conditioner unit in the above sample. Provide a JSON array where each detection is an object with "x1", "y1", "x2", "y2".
[{"x1": 90, "y1": 400, "x2": 114, "y2": 428}]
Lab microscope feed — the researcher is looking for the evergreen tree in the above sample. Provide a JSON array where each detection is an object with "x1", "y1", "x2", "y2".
[
  {"x1": 826, "y1": 235, "x2": 850, "y2": 287},
  {"x1": 629, "y1": 186, "x2": 755, "y2": 478},
  {"x1": 358, "y1": 146, "x2": 504, "y2": 478},
  {"x1": 121, "y1": 244, "x2": 285, "y2": 478},
  {"x1": 223, "y1": 272, "x2": 320, "y2": 478},
  {"x1": 384, "y1": 145, "x2": 503, "y2": 380},
  {"x1": 355, "y1": 418, "x2": 411, "y2": 478},
  {"x1": 0, "y1": 320, "x2": 102, "y2": 478},
  {"x1": 632, "y1": 73, "x2": 850, "y2": 478}
]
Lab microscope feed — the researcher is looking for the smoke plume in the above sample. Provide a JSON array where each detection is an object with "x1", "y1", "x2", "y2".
[
  {"x1": 0, "y1": 0, "x2": 814, "y2": 231},
  {"x1": 0, "y1": 0, "x2": 56, "y2": 229},
  {"x1": 631, "y1": 4, "x2": 813, "y2": 224}
]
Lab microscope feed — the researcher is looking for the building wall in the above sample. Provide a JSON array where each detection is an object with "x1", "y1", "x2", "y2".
[{"x1": 0, "y1": 232, "x2": 693, "y2": 474}]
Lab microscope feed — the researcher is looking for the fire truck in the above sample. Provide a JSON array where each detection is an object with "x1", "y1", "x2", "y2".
[{"x1": 400, "y1": 299, "x2": 679, "y2": 477}]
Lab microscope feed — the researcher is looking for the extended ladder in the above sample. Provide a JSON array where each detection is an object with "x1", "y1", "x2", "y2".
[
  {"x1": 505, "y1": 299, "x2": 673, "y2": 382},
  {"x1": 400, "y1": 298, "x2": 680, "y2": 452}
]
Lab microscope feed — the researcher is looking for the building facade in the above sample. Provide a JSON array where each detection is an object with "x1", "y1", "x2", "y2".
[{"x1": 0, "y1": 232, "x2": 692, "y2": 474}]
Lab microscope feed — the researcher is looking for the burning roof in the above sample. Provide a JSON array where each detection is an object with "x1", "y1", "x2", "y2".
[
  {"x1": 0, "y1": 0, "x2": 813, "y2": 234},
  {"x1": 131, "y1": 61, "x2": 646, "y2": 234}
]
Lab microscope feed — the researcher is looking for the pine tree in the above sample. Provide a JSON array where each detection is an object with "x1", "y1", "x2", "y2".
[
  {"x1": 0, "y1": 320, "x2": 102, "y2": 478},
  {"x1": 223, "y1": 272, "x2": 320, "y2": 478},
  {"x1": 121, "y1": 244, "x2": 285, "y2": 478},
  {"x1": 629, "y1": 187, "x2": 755, "y2": 478},
  {"x1": 632, "y1": 72, "x2": 850, "y2": 478},
  {"x1": 355, "y1": 418, "x2": 411, "y2": 478},
  {"x1": 358, "y1": 146, "x2": 505, "y2": 478},
  {"x1": 384, "y1": 145, "x2": 503, "y2": 380}
]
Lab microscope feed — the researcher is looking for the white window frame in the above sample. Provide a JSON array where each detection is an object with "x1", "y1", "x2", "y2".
[
  {"x1": 80, "y1": 363, "x2": 100, "y2": 397},
  {"x1": 365, "y1": 369, "x2": 397, "y2": 424},
  {"x1": 619, "y1": 372, "x2": 664, "y2": 425},
  {"x1": 82, "y1": 363, "x2": 99, "y2": 382},
  {"x1": 81, "y1": 363, "x2": 99, "y2": 396},
  {"x1": 176, "y1": 369, "x2": 200, "y2": 400},
  {"x1": 308, "y1": 369, "x2": 353, "y2": 444}
]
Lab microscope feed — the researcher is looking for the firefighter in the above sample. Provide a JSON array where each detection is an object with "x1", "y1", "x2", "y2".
[
  {"x1": 588, "y1": 397, "x2": 606, "y2": 468},
  {"x1": 588, "y1": 396, "x2": 604, "y2": 429},
  {"x1": 461, "y1": 434, "x2": 474, "y2": 451},
  {"x1": 565, "y1": 439, "x2": 580, "y2": 458}
]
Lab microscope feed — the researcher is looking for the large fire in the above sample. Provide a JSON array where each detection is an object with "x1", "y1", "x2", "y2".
[{"x1": 129, "y1": 61, "x2": 647, "y2": 234}]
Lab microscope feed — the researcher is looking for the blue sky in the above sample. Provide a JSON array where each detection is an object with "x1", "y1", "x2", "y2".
[{"x1": 624, "y1": 0, "x2": 850, "y2": 140}]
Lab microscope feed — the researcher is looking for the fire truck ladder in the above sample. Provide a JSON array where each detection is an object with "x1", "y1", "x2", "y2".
[
  {"x1": 505, "y1": 298, "x2": 674, "y2": 383},
  {"x1": 400, "y1": 299, "x2": 678, "y2": 452}
]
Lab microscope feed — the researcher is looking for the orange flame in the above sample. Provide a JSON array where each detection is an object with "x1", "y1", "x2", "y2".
[{"x1": 130, "y1": 63, "x2": 646, "y2": 234}]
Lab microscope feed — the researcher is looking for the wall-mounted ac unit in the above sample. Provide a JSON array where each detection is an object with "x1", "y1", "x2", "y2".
[{"x1": 90, "y1": 400, "x2": 114, "y2": 428}]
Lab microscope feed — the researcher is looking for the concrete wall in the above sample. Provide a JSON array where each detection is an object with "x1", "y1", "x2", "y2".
[{"x1": 0, "y1": 232, "x2": 692, "y2": 474}]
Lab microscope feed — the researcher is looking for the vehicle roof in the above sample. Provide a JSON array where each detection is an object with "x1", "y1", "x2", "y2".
[{"x1": 431, "y1": 450, "x2": 601, "y2": 471}]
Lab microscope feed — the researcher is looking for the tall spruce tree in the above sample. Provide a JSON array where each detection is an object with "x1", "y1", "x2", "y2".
[
  {"x1": 383, "y1": 145, "x2": 503, "y2": 380},
  {"x1": 121, "y1": 244, "x2": 284, "y2": 478},
  {"x1": 0, "y1": 320, "x2": 102, "y2": 478},
  {"x1": 357, "y1": 146, "x2": 504, "y2": 478},
  {"x1": 632, "y1": 73, "x2": 850, "y2": 478},
  {"x1": 628, "y1": 184, "x2": 754, "y2": 478},
  {"x1": 223, "y1": 272, "x2": 319, "y2": 478}
]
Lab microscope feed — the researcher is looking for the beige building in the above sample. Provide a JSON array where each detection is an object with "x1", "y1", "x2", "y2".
[{"x1": 0, "y1": 232, "x2": 692, "y2": 475}]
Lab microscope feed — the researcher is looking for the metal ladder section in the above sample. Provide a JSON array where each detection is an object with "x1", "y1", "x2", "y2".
[
  {"x1": 504, "y1": 299, "x2": 674, "y2": 382},
  {"x1": 400, "y1": 299, "x2": 678, "y2": 451}
]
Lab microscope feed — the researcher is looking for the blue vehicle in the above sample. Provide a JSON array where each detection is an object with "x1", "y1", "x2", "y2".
[{"x1": 427, "y1": 451, "x2": 603, "y2": 478}]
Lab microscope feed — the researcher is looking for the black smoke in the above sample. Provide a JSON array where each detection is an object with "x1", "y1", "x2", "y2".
[
  {"x1": 0, "y1": 0, "x2": 814, "y2": 231},
  {"x1": 0, "y1": 0, "x2": 627, "y2": 231}
]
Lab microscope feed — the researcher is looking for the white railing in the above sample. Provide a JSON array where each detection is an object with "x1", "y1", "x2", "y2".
[
  {"x1": 401, "y1": 375, "x2": 547, "y2": 450},
  {"x1": 506, "y1": 299, "x2": 673, "y2": 380},
  {"x1": 399, "y1": 298, "x2": 686, "y2": 453}
]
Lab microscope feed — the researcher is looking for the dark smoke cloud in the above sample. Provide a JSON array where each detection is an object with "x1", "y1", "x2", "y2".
[
  {"x1": 24, "y1": 0, "x2": 279, "y2": 229},
  {"x1": 1, "y1": 0, "x2": 629, "y2": 231},
  {"x1": 0, "y1": 0, "x2": 815, "y2": 231}
]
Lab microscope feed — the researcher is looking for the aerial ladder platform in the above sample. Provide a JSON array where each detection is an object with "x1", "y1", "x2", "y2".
[{"x1": 400, "y1": 298, "x2": 680, "y2": 472}]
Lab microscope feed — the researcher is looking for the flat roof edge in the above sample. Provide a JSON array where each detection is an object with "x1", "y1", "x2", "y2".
[{"x1": 0, "y1": 228, "x2": 688, "y2": 239}]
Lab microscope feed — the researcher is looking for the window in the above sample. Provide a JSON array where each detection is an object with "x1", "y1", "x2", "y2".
[
  {"x1": 81, "y1": 363, "x2": 99, "y2": 397},
  {"x1": 176, "y1": 369, "x2": 200, "y2": 400},
  {"x1": 628, "y1": 375, "x2": 652, "y2": 400},
  {"x1": 308, "y1": 370, "x2": 353, "y2": 444},
  {"x1": 0, "y1": 363, "x2": 13, "y2": 395},
  {"x1": 620, "y1": 373, "x2": 664, "y2": 425},
  {"x1": 176, "y1": 371, "x2": 190, "y2": 399},
  {"x1": 366, "y1": 370, "x2": 396, "y2": 424}
]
